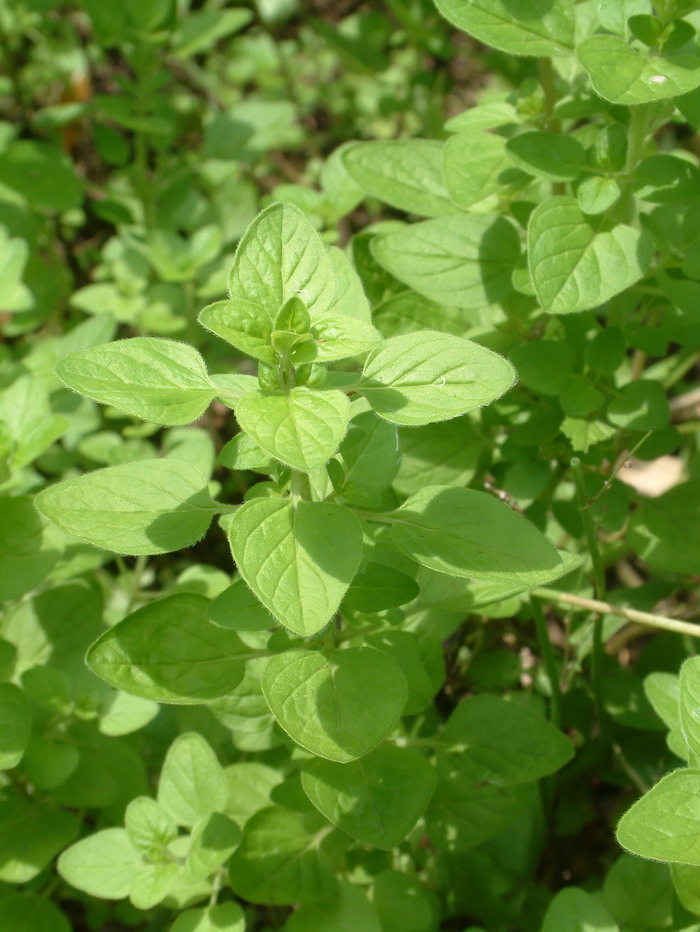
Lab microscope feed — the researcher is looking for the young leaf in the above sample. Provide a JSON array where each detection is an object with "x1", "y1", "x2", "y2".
[
  {"x1": 186, "y1": 812, "x2": 241, "y2": 881},
  {"x1": 157, "y1": 733, "x2": 228, "y2": 828},
  {"x1": 129, "y1": 862, "x2": 179, "y2": 910},
  {"x1": 371, "y1": 215, "x2": 520, "y2": 307},
  {"x1": 58, "y1": 828, "x2": 142, "y2": 899},
  {"x1": 55, "y1": 338, "x2": 215, "y2": 425},
  {"x1": 262, "y1": 646, "x2": 408, "y2": 761},
  {"x1": 359, "y1": 331, "x2": 515, "y2": 426},
  {"x1": 235, "y1": 387, "x2": 350, "y2": 471},
  {"x1": 528, "y1": 197, "x2": 652, "y2": 315},
  {"x1": 343, "y1": 140, "x2": 457, "y2": 217},
  {"x1": 301, "y1": 745, "x2": 437, "y2": 848},
  {"x1": 390, "y1": 485, "x2": 564, "y2": 585},
  {"x1": 228, "y1": 806, "x2": 337, "y2": 905},
  {"x1": 297, "y1": 315, "x2": 382, "y2": 363},
  {"x1": 125, "y1": 797, "x2": 178, "y2": 858},
  {"x1": 198, "y1": 299, "x2": 275, "y2": 363},
  {"x1": 326, "y1": 246, "x2": 372, "y2": 323},
  {"x1": 87, "y1": 593, "x2": 251, "y2": 703},
  {"x1": 578, "y1": 34, "x2": 700, "y2": 104},
  {"x1": 617, "y1": 770, "x2": 700, "y2": 864},
  {"x1": 227, "y1": 203, "x2": 336, "y2": 318},
  {"x1": 434, "y1": 0, "x2": 575, "y2": 57},
  {"x1": 35, "y1": 459, "x2": 219, "y2": 555},
  {"x1": 228, "y1": 498, "x2": 363, "y2": 636}
]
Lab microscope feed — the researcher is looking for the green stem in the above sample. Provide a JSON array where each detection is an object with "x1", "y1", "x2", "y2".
[
  {"x1": 538, "y1": 57, "x2": 559, "y2": 132},
  {"x1": 624, "y1": 104, "x2": 653, "y2": 175},
  {"x1": 290, "y1": 470, "x2": 311, "y2": 502},
  {"x1": 532, "y1": 587, "x2": 700, "y2": 640},
  {"x1": 531, "y1": 597, "x2": 562, "y2": 728}
]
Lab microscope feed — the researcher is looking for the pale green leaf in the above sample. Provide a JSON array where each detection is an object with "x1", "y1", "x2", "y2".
[
  {"x1": 229, "y1": 497, "x2": 363, "y2": 636},
  {"x1": 359, "y1": 330, "x2": 515, "y2": 426},
  {"x1": 579, "y1": 34, "x2": 700, "y2": 105},
  {"x1": 55, "y1": 338, "x2": 215, "y2": 426},
  {"x1": 391, "y1": 485, "x2": 564, "y2": 585},
  {"x1": 58, "y1": 828, "x2": 142, "y2": 899},
  {"x1": 129, "y1": 862, "x2": 179, "y2": 910},
  {"x1": 35, "y1": 459, "x2": 219, "y2": 555},
  {"x1": 171, "y1": 903, "x2": 246, "y2": 932},
  {"x1": 301, "y1": 745, "x2": 436, "y2": 847},
  {"x1": 542, "y1": 888, "x2": 618, "y2": 932},
  {"x1": 343, "y1": 140, "x2": 457, "y2": 217},
  {"x1": 88, "y1": 593, "x2": 251, "y2": 704},
  {"x1": 681, "y1": 657, "x2": 700, "y2": 763},
  {"x1": 186, "y1": 812, "x2": 241, "y2": 881},
  {"x1": 442, "y1": 131, "x2": 513, "y2": 209},
  {"x1": 326, "y1": 246, "x2": 372, "y2": 322},
  {"x1": 125, "y1": 797, "x2": 178, "y2": 858},
  {"x1": 198, "y1": 299, "x2": 275, "y2": 362},
  {"x1": 262, "y1": 646, "x2": 408, "y2": 761},
  {"x1": 157, "y1": 733, "x2": 228, "y2": 828},
  {"x1": 506, "y1": 131, "x2": 588, "y2": 181},
  {"x1": 434, "y1": 0, "x2": 575, "y2": 56},
  {"x1": 0, "y1": 497, "x2": 60, "y2": 601},
  {"x1": 528, "y1": 197, "x2": 652, "y2": 314},
  {"x1": 227, "y1": 203, "x2": 336, "y2": 318},
  {"x1": 617, "y1": 770, "x2": 700, "y2": 865},
  {"x1": 371, "y1": 215, "x2": 520, "y2": 308},
  {"x1": 235, "y1": 387, "x2": 350, "y2": 471}
]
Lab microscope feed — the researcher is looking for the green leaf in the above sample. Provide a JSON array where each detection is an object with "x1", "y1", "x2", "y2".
[
  {"x1": 436, "y1": 694, "x2": 573, "y2": 785},
  {"x1": 434, "y1": 0, "x2": 574, "y2": 56},
  {"x1": 627, "y1": 482, "x2": 700, "y2": 575},
  {"x1": 603, "y1": 854, "x2": 674, "y2": 931},
  {"x1": 55, "y1": 338, "x2": 215, "y2": 426},
  {"x1": 88, "y1": 593, "x2": 250, "y2": 703},
  {"x1": 301, "y1": 745, "x2": 436, "y2": 847},
  {"x1": 0, "y1": 140, "x2": 84, "y2": 212},
  {"x1": 198, "y1": 299, "x2": 275, "y2": 363},
  {"x1": 681, "y1": 657, "x2": 700, "y2": 762},
  {"x1": 326, "y1": 245, "x2": 372, "y2": 323},
  {"x1": 359, "y1": 331, "x2": 515, "y2": 426},
  {"x1": 58, "y1": 828, "x2": 142, "y2": 899},
  {"x1": 157, "y1": 733, "x2": 228, "y2": 828},
  {"x1": 0, "y1": 800, "x2": 78, "y2": 883},
  {"x1": 218, "y1": 433, "x2": 277, "y2": 473},
  {"x1": 297, "y1": 315, "x2": 382, "y2": 363},
  {"x1": 129, "y1": 862, "x2": 179, "y2": 910},
  {"x1": 0, "y1": 497, "x2": 59, "y2": 601},
  {"x1": 371, "y1": 872, "x2": 438, "y2": 932},
  {"x1": 208, "y1": 577, "x2": 273, "y2": 632},
  {"x1": 578, "y1": 34, "x2": 700, "y2": 104},
  {"x1": 393, "y1": 417, "x2": 483, "y2": 496},
  {"x1": 426, "y1": 763, "x2": 531, "y2": 851},
  {"x1": 235, "y1": 388, "x2": 350, "y2": 471},
  {"x1": 371, "y1": 215, "x2": 520, "y2": 308},
  {"x1": 0, "y1": 894, "x2": 71, "y2": 932},
  {"x1": 125, "y1": 796, "x2": 178, "y2": 859},
  {"x1": 173, "y1": 8, "x2": 252, "y2": 57},
  {"x1": 229, "y1": 497, "x2": 363, "y2": 636},
  {"x1": 442, "y1": 131, "x2": 512, "y2": 209},
  {"x1": 607, "y1": 380, "x2": 670, "y2": 430},
  {"x1": 577, "y1": 176, "x2": 622, "y2": 215},
  {"x1": 343, "y1": 140, "x2": 456, "y2": 217},
  {"x1": 171, "y1": 903, "x2": 246, "y2": 932},
  {"x1": 287, "y1": 879, "x2": 383, "y2": 932},
  {"x1": 617, "y1": 770, "x2": 700, "y2": 864},
  {"x1": 35, "y1": 459, "x2": 219, "y2": 555},
  {"x1": 528, "y1": 197, "x2": 652, "y2": 315},
  {"x1": 262, "y1": 646, "x2": 408, "y2": 761},
  {"x1": 343, "y1": 563, "x2": 419, "y2": 613},
  {"x1": 0, "y1": 684, "x2": 31, "y2": 770},
  {"x1": 391, "y1": 485, "x2": 564, "y2": 586},
  {"x1": 542, "y1": 887, "x2": 618, "y2": 932},
  {"x1": 228, "y1": 806, "x2": 337, "y2": 905},
  {"x1": 227, "y1": 203, "x2": 336, "y2": 318},
  {"x1": 506, "y1": 131, "x2": 588, "y2": 182},
  {"x1": 186, "y1": 812, "x2": 241, "y2": 881}
]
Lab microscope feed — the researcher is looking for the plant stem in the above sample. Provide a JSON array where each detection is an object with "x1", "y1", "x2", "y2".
[
  {"x1": 624, "y1": 104, "x2": 653, "y2": 175},
  {"x1": 538, "y1": 57, "x2": 559, "y2": 132},
  {"x1": 290, "y1": 470, "x2": 311, "y2": 502},
  {"x1": 572, "y1": 459, "x2": 606, "y2": 600},
  {"x1": 531, "y1": 587, "x2": 700, "y2": 640},
  {"x1": 531, "y1": 597, "x2": 562, "y2": 728}
]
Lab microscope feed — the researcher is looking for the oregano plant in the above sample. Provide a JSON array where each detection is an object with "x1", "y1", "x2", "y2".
[{"x1": 2, "y1": 0, "x2": 700, "y2": 929}]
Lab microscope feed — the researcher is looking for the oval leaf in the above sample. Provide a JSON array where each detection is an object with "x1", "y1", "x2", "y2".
[
  {"x1": 55, "y1": 338, "x2": 215, "y2": 426},
  {"x1": 87, "y1": 594, "x2": 251, "y2": 704},
  {"x1": 391, "y1": 485, "x2": 564, "y2": 586},
  {"x1": 359, "y1": 330, "x2": 515, "y2": 426},
  {"x1": 35, "y1": 459, "x2": 219, "y2": 555},
  {"x1": 262, "y1": 647, "x2": 408, "y2": 762},
  {"x1": 228, "y1": 497, "x2": 363, "y2": 637}
]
